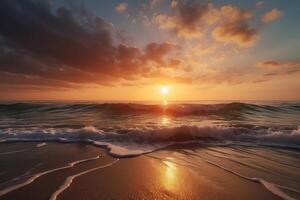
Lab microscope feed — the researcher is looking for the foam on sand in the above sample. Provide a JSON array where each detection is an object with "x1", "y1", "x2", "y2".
[
  {"x1": 49, "y1": 159, "x2": 119, "y2": 200},
  {"x1": 36, "y1": 142, "x2": 47, "y2": 148},
  {"x1": 0, "y1": 155, "x2": 100, "y2": 197}
]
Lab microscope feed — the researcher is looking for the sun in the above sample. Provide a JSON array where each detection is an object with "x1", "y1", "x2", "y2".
[{"x1": 160, "y1": 86, "x2": 169, "y2": 95}]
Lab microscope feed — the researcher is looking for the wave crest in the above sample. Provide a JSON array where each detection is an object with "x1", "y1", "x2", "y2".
[{"x1": 1, "y1": 125, "x2": 300, "y2": 157}]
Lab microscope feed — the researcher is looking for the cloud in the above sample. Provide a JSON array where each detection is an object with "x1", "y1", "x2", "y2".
[
  {"x1": 0, "y1": 0, "x2": 292, "y2": 94},
  {"x1": 212, "y1": 5, "x2": 258, "y2": 46},
  {"x1": 142, "y1": 15, "x2": 152, "y2": 26},
  {"x1": 154, "y1": 2, "x2": 258, "y2": 46},
  {"x1": 153, "y1": 2, "x2": 215, "y2": 38},
  {"x1": 144, "y1": 42, "x2": 176, "y2": 65},
  {"x1": 171, "y1": 0, "x2": 178, "y2": 8},
  {"x1": 258, "y1": 60, "x2": 300, "y2": 67},
  {"x1": 262, "y1": 8, "x2": 283, "y2": 23},
  {"x1": 257, "y1": 60, "x2": 300, "y2": 77},
  {"x1": 150, "y1": 0, "x2": 161, "y2": 9},
  {"x1": 0, "y1": 0, "x2": 185, "y2": 89},
  {"x1": 115, "y1": 2, "x2": 128, "y2": 13},
  {"x1": 169, "y1": 58, "x2": 181, "y2": 66},
  {"x1": 256, "y1": 1, "x2": 264, "y2": 8}
]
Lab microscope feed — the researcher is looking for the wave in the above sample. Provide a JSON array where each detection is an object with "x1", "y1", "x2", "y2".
[
  {"x1": 0, "y1": 102, "x2": 299, "y2": 116},
  {"x1": 1, "y1": 125, "x2": 299, "y2": 157}
]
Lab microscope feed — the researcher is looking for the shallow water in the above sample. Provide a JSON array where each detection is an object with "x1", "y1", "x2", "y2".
[{"x1": 151, "y1": 145, "x2": 300, "y2": 200}]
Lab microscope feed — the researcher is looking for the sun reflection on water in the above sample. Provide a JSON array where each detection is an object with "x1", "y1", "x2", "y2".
[
  {"x1": 162, "y1": 159, "x2": 178, "y2": 191},
  {"x1": 163, "y1": 99, "x2": 168, "y2": 106},
  {"x1": 161, "y1": 116, "x2": 170, "y2": 125}
]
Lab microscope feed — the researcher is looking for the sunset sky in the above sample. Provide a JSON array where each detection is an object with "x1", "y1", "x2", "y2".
[{"x1": 0, "y1": 0, "x2": 299, "y2": 101}]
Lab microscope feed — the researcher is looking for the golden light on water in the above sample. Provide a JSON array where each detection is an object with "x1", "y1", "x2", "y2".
[
  {"x1": 161, "y1": 116, "x2": 170, "y2": 125},
  {"x1": 162, "y1": 159, "x2": 178, "y2": 191},
  {"x1": 163, "y1": 99, "x2": 168, "y2": 105}
]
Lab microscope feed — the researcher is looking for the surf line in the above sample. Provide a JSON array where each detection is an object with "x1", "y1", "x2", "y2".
[
  {"x1": 36, "y1": 142, "x2": 47, "y2": 148},
  {"x1": 49, "y1": 159, "x2": 119, "y2": 200},
  {"x1": 0, "y1": 155, "x2": 101, "y2": 197},
  {"x1": 186, "y1": 151, "x2": 300, "y2": 200}
]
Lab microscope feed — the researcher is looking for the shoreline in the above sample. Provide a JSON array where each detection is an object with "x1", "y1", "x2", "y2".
[{"x1": 1, "y1": 142, "x2": 299, "y2": 199}]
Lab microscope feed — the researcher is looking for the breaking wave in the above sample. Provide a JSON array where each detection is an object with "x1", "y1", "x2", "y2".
[{"x1": 1, "y1": 125, "x2": 300, "y2": 157}]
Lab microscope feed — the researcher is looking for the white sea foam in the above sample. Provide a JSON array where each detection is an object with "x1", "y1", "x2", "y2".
[
  {"x1": 36, "y1": 142, "x2": 47, "y2": 148},
  {"x1": 93, "y1": 141, "x2": 170, "y2": 157},
  {"x1": 0, "y1": 125, "x2": 300, "y2": 157},
  {"x1": 49, "y1": 159, "x2": 119, "y2": 200},
  {"x1": 0, "y1": 155, "x2": 100, "y2": 197}
]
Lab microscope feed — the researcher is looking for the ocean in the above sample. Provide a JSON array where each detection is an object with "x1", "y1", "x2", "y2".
[
  {"x1": 0, "y1": 101, "x2": 299, "y2": 156},
  {"x1": 0, "y1": 101, "x2": 300, "y2": 199}
]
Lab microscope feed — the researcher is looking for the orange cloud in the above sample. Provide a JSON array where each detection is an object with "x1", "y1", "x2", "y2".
[
  {"x1": 212, "y1": 22, "x2": 258, "y2": 47},
  {"x1": 153, "y1": 2, "x2": 214, "y2": 38},
  {"x1": 212, "y1": 5, "x2": 258, "y2": 46},
  {"x1": 154, "y1": 2, "x2": 258, "y2": 46},
  {"x1": 258, "y1": 60, "x2": 300, "y2": 77},
  {"x1": 171, "y1": 0, "x2": 178, "y2": 8},
  {"x1": 115, "y1": 3, "x2": 128, "y2": 13},
  {"x1": 169, "y1": 58, "x2": 181, "y2": 66},
  {"x1": 262, "y1": 8, "x2": 283, "y2": 23}
]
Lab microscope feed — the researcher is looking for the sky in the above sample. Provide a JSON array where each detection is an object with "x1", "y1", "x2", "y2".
[{"x1": 0, "y1": 0, "x2": 299, "y2": 101}]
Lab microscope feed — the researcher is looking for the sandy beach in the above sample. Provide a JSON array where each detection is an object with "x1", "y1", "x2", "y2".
[{"x1": 1, "y1": 142, "x2": 299, "y2": 200}]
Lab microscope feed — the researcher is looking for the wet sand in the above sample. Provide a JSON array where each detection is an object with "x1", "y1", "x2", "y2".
[{"x1": 0, "y1": 143, "x2": 298, "y2": 200}]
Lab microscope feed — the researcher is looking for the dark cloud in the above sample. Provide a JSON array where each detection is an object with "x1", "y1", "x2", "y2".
[
  {"x1": 144, "y1": 42, "x2": 176, "y2": 65},
  {"x1": 0, "y1": 71, "x2": 79, "y2": 89},
  {"x1": 0, "y1": 0, "x2": 181, "y2": 89},
  {"x1": 176, "y1": 2, "x2": 210, "y2": 33}
]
